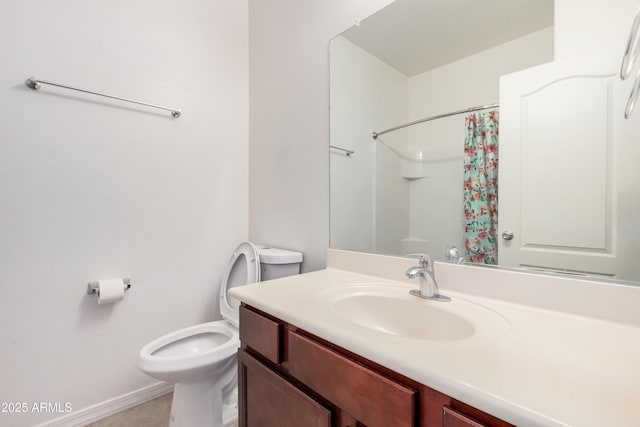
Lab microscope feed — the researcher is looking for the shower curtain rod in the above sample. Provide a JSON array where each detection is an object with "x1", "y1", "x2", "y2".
[{"x1": 372, "y1": 103, "x2": 499, "y2": 139}]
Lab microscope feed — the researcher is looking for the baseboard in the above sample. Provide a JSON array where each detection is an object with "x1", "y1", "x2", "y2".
[{"x1": 34, "y1": 382, "x2": 174, "y2": 427}]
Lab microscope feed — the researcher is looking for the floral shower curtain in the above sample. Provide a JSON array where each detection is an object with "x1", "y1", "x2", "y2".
[{"x1": 463, "y1": 111, "x2": 499, "y2": 264}]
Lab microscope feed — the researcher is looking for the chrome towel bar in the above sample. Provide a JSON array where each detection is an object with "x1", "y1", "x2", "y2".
[
  {"x1": 621, "y1": 8, "x2": 640, "y2": 118},
  {"x1": 620, "y1": 7, "x2": 640, "y2": 80},
  {"x1": 25, "y1": 77, "x2": 182, "y2": 118},
  {"x1": 330, "y1": 145, "x2": 355, "y2": 156}
]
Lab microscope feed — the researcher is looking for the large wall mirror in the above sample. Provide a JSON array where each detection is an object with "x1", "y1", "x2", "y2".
[{"x1": 330, "y1": 0, "x2": 640, "y2": 284}]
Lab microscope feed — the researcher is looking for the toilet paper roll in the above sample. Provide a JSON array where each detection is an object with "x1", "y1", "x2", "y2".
[{"x1": 97, "y1": 279, "x2": 125, "y2": 305}]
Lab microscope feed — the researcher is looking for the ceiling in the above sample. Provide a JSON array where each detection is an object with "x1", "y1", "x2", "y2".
[{"x1": 341, "y1": 0, "x2": 554, "y2": 77}]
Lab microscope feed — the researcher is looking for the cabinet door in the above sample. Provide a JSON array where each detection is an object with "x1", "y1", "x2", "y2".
[{"x1": 238, "y1": 350, "x2": 331, "y2": 427}]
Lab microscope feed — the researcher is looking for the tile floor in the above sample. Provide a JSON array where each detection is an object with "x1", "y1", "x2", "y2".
[
  {"x1": 86, "y1": 393, "x2": 238, "y2": 427},
  {"x1": 86, "y1": 393, "x2": 172, "y2": 427}
]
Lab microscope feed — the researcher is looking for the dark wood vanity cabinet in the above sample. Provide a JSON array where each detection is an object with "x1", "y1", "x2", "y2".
[
  {"x1": 238, "y1": 304, "x2": 514, "y2": 427},
  {"x1": 239, "y1": 350, "x2": 331, "y2": 427}
]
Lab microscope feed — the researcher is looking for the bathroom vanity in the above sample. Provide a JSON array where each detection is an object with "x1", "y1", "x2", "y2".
[
  {"x1": 238, "y1": 304, "x2": 511, "y2": 427},
  {"x1": 229, "y1": 249, "x2": 640, "y2": 427}
]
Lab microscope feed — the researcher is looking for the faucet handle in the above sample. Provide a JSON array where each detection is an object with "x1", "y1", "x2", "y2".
[
  {"x1": 406, "y1": 252, "x2": 431, "y2": 268},
  {"x1": 445, "y1": 246, "x2": 461, "y2": 262}
]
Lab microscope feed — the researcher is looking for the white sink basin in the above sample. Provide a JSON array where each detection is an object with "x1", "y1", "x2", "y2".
[{"x1": 324, "y1": 284, "x2": 510, "y2": 342}]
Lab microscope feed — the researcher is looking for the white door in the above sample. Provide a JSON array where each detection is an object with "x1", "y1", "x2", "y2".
[{"x1": 498, "y1": 54, "x2": 639, "y2": 279}]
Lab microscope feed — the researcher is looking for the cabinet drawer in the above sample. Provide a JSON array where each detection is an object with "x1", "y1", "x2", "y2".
[
  {"x1": 443, "y1": 406, "x2": 489, "y2": 427},
  {"x1": 287, "y1": 330, "x2": 416, "y2": 427},
  {"x1": 239, "y1": 305, "x2": 282, "y2": 364}
]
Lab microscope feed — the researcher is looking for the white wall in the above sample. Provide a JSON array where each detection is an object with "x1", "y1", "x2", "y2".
[
  {"x1": 248, "y1": 0, "x2": 395, "y2": 272},
  {"x1": 497, "y1": 0, "x2": 640, "y2": 279},
  {"x1": 375, "y1": 136, "x2": 411, "y2": 255},
  {"x1": 406, "y1": 27, "x2": 554, "y2": 258},
  {"x1": 1, "y1": 1, "x2": 638, "y2": 425},
  {"x1": 329, "y1": 36, "x2": 408, "y2": 254},
  {"x1": 555, "y1": 0, "x2": 640, "y2": 58},
  {"x1": 248, "y1": 0, "x2": 640, "y2": 272},
  {"x1": 0, "y1": 1, "x2": 248, "y2": 425}
]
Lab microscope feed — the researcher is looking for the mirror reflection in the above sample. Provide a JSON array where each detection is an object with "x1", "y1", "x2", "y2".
[{"x1": 330, "y1": 0, "x2": 640, "y2": 283}]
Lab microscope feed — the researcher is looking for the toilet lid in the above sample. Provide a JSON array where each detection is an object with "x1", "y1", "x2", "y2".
[{"x1": 219, "y1": 241, "x2": 261, "y2": 327}]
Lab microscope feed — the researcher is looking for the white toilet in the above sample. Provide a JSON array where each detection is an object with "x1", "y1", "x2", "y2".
[{"x1": 138, "y1": 242, "x2": 303, "y2": 427}]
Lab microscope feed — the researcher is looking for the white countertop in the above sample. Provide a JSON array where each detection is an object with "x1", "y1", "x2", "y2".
[{"x1": 229, "y1": 252, "x2": 640, "y2": 427}]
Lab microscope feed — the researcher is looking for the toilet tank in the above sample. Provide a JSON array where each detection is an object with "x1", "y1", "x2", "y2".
[{"x1": 256, "y1": 245, "x2": 303, "y2": 281}]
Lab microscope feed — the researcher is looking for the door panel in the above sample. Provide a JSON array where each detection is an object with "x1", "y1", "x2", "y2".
[{"x1": 498, "y1": 54, "x2": 627, "y2": 277}]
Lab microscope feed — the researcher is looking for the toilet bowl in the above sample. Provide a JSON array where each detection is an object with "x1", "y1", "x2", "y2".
[
  {"x1": 138, "y1": 242, "x2": 302, "y2": 427},
  {"x1": 138, "y1": 321, "x2": 239, "y2": 384}
]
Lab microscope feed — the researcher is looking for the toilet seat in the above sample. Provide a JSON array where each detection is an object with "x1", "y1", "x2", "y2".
[
  {"x1": 219, "y1": 242, "x2": 260, "y2": 327},
  {"x1": 138, "y1": 320, "x2": 239, "y2": 384}
]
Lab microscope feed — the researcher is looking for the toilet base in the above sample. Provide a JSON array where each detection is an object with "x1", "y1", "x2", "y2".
[{"x1": 168, "y1": 361, "x2": 238, "y2": 427}]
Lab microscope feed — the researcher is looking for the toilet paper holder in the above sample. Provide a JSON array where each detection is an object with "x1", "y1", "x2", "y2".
[{"x1": 87, "y1": 278, "x2": 132, "y2": 295}]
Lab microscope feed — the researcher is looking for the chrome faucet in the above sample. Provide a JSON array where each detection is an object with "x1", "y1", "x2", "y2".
[{"x1": 406, "y1": 253, "x2": 451, "y2": 302}]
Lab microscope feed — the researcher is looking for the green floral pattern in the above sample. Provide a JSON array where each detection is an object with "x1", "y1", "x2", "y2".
[{"x1": 463, "y1": 111, "x2": 499, "y2": 264}]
